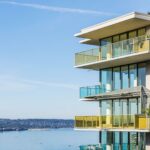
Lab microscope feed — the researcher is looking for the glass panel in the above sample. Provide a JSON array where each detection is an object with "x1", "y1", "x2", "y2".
[
  {"x1": 138, "y1": 63, "x2": 146, "y2": 86},
  {"x1": 139, "y1": 133, "x2": 145, "y2": 150},
  {"x1": 113, "y1": 35, "x2": 122, "y2": 57},
  {"x1": 113, "y1": 132, "x2": 120, "y2": 150},
  {"x1": 121, "y1": 66, "x2": 129, "y2": 89},
  {"x1": 129, "y1": 31, "x2": 137, "y2": 38},
  {"x1": 120, "y1": 33, "x2": 127, "y2": 41},
  {"x1": 129, "y1": 64, "x2": 137, "y2": 88},
  {"x1": 101, "y1": 38, "x2": 112, "y2": 60},
  {"x1": 138, "y1": 98, "x2": 141, "y2": 114},
  {"x1": 129, "y1": 99, "x2": 137, "y2": 127},
  {"x1": 122, "y1": 132, "x2": 128, "y2": 150},
  {"x1": 101, "y1": 131, "x2": 107, "y2": 150},
  {"x1": 120, "y1": 100, "x2": 128, "y2": 127},
  {"x1": 120, "y1": 33, "x2": 128, "y2": 55},
  {"x1": 129, "y1": 98, "x2": 137, "y2": 115},
  {"x1": 129, "y1": 31, "x2": 137, "y2": 54},
  {"x1": 101, "y1": 101, "x2": 107, "y2": 116},
  {"x1": 113, "y1": 67, "x2": 121, "y2": 90},
  {"x1": 138, "y1": 28, "x2": 146, "y2": 36},
  {"x1": 113, "y1": 100, "x2": 120, "y2": 127},
  {"x1": 130, "y1": 132, "x2": 137, "y2": 150},
  {"x1": 101, "y1": 68, "x2": 112, "y2": 92}
]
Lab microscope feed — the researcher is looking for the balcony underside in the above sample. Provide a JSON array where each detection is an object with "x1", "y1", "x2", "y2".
[
  {"x1": 75, "y1": 128, "x2": 150, "y2": 132},
  {"x1": 81, "y1": 86, "x2": 150, "y2": 101},
  {"x1": 75, "y1": 50, "x2": 150, "y2": 70},
  {"x1": 75, "y1": 12, "x2": 150, "y2": 44}
]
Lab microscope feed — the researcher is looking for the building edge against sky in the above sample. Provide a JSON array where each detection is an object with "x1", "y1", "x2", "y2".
[{"x1": 74, "y1": 12, "x2": 150, "y2": 150}]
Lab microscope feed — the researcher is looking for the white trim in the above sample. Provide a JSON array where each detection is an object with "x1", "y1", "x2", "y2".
[
  {"x1": 75, "y1": 50, "x2": 150, "y2": 69},
  {"x1": 75, "y1": 12, "x2": 150, "y2": 37},
  {"x1": 74, "y1": 128, "x2": 150, "y2": 132}
]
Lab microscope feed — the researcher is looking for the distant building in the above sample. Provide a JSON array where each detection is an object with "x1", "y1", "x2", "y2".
[{"x1": 74, "y1": 12, "x2": 150, "y2": 150}]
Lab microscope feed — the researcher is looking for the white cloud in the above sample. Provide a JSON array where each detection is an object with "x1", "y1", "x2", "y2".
[
  {"x1": 0, "y1": 75, "x2": 78, "y2": 92},
  {"x1": 0, "y1": 1, "x2": 115, "y2": 16}
]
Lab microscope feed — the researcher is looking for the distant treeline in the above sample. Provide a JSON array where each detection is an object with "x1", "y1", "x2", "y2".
[{"x1": 0, "y1": 119, "x2": 74, "y2": 131}]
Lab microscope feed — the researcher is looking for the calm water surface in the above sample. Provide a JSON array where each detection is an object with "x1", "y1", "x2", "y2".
[{"x1": 0, "y1": 128, "x2": 98, "y2": 150}]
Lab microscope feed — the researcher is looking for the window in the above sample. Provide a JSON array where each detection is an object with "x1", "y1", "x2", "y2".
[
  {"x1": 100, "y1": 37, "x2": 112, "y2": 60},
  {"x1": 113, "y1": 67, "x2": 121, "y2": 90},
  {"x1": 101, "y1": 68, "x2": 112, "y2": 92},
  {"x1": 129, "y1": 64, "x2": 137, "y2": 87},
  {"x1": 129, "y1": 31, "x2": 137, "y2": 38},
  {"x1": 121, "y1": 66, "x2": 129, "y2": 89},
  {"x1": 113, "y1": 35, "x2": 121, "y2": 57},
  {"x1": 138, "y1": 28, "x2": 146, "y2": 36},
  {"x1": 113, "y1": 132, "x2": 120, "y2": 150},
  {"x1": 138, "y1": 63, "x2": 146, "y2": 86}
]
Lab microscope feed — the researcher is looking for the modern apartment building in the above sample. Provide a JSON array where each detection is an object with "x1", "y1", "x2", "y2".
[{"x1": 74, "y1": 12, "x2": 150, "y2": 150}]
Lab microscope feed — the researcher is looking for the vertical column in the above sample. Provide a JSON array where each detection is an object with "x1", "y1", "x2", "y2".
[
  {"x1": 106, "y1": 132, "x2": 113, "y2": 150},
  {"x1": 99, "y1": 131, "x2": 102, "y2": 148},
  {"x1": 146, "y1": 62, "x2": 150, "y2": 108},
  {"x1": 146, "y1": 132, "x2": 150, "y2": 150}
]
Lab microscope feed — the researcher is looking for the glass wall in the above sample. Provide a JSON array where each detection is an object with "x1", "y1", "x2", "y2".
[
  {"x1": 113, "y1": 67, "x2": 121, "y2": 90},
  {"x1": 113, "y1": 132, "x2": 120, "y2": 150},
  {"x1": 129, "y1": 64, "x2": 137, "y2": 88},
  {"x1": 113, "y1": 100, "x2": 120, "y2": 127},
  {"x1": 100, "y1": 62, "x2": 146, "y2": 91},
  {"x1": 100, "y1": 37, "x2": 112, "y2": 60},
  {"x1": 121, "y1": 132, "x2": 128, "y2": 150},
  {"x1": 138, "y1": 63, "x2": 146, "y2": 86},
  {"x1": 101, "y1": 68, "x2": 112, "y2": 91},
  {"x1": 121, "y1": 66, "x2": 129, "y2": 89}
]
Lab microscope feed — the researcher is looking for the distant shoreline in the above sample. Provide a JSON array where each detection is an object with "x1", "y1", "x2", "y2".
[{"x1": 0, "y1": 119, "x2": 74, "y2": 132}]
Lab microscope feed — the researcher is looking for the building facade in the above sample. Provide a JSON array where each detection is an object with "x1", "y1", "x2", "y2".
[{"x1": 74, "y1": 12, "x2": 150, "y2": 150}]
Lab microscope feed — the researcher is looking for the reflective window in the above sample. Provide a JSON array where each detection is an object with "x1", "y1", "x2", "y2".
[
  {"x1": 138, "y1": 98, "x2": 141, "y2": 114},
  {"x1": 121, "y1": 66, "x2": 129, "y2": 89},
  {"x1": 138, "y1": 63, "x2": 146, "y2": 86},
  {"x1": 113, "y1": 35, "x2": 121, "y2": 57},
  {"x1": 101, "y1": 69, "x2": 112, "y2": 91},
  {"x1": 129, "y1": 31, "x2": 137, "y2": 38},
  {"x1": 101, "y1": 131, "x2": 107, "y2": 150},
  {"x1": 101, "y1": 100, "x2": 112, "y2": 116},
  {"x1": 129, "y1": 98, "x2": 137, "y2": 115},
  {"x1": 120, "y1": 33, "x2": 129, "y2": 55},
  {"x1": 138, "y1": 28, "x2": 146, "y2": 36},
  {"x1": 122, "y1": 132, "x2": 128, "y2": 150},
  {"x1": 113, "y1": 132, "x2": 120, "y2": 150},
  {"x1": 113, "y1": 67, "x2": 121, "y2": 90},
  {"x1": 129, "y1": 64, "x2": 137, "y2": 87},
  {"x1": 113, "y1": 100, "x2": 120, "y2": 127},
  {"x1": 100, "y1": 37, "x2": 112, "y2": 60},
  {"x1": 130, "y1": 132, "x2": 137, "y2": 150}
]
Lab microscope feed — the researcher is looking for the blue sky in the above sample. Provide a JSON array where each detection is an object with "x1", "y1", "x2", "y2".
[{"x1": 0, "y1": 0, "x2": 149, "y2": 119}]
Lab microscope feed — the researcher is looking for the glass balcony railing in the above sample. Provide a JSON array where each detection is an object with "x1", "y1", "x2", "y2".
[
  {"x1": 75, "y1": 35, "x2": 150, "y2": 66},
  {"x1": 75, "y1": 115, "x2": 150, "y2": 130},
  {"x1": 80, "y1": 85, "x2": 108, "y2": 99},
  {"x1": 80, "y1": 144, "x2": 102, "y2": 150}
]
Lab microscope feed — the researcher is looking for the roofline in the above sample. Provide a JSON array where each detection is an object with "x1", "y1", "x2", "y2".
[{"x1": 74, "y1": 12, "x2": 150, "y2": 37}]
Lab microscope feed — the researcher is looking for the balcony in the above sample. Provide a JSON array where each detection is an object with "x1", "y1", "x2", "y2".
[
  {"x1": 75, "y1": 35, "x2": 150, "y2": 70},
  {"x1": 80, "y1": 85, "x2": 108, "y2": 99},
  {"x1": 80, "y1": 144, "x2": 102, "y2": 150},
  {"x1": 75, "y1": 115, "x2": 150, "y2": 132}
]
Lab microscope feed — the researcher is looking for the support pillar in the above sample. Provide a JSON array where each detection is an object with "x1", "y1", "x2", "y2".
[{"x1": 146, "y1": 132, "x2": 150, "y2": 150}]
